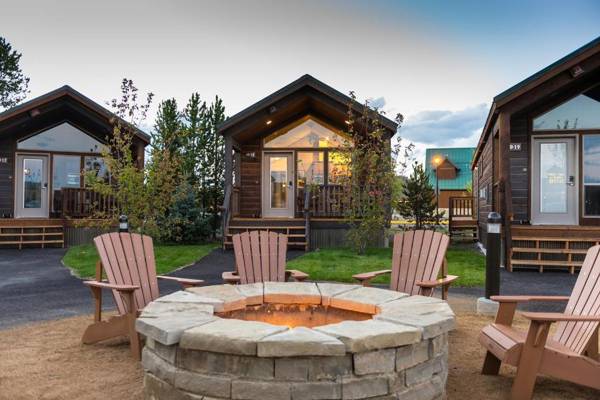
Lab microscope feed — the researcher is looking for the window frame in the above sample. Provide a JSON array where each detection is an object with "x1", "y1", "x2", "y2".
[{"x1": 582, "y1": 134, "x2": 600, "y2": 217}]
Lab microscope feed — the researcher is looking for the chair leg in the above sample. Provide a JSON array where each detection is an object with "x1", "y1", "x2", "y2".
[
  {"x1": 482, "y1": 351, "x2": 502, "y2": 375},
  {"x1": 510, "y1": 321, "x2": 549, "y2": 400},
  {"x1": 122, "y1": 292, "x2": 141, "y2": 360}
]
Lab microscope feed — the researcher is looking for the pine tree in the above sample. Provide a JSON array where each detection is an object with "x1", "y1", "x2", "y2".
[
  {"x1": 204, "y1": 96, "x2": 226, "y2": 236},
  {"x1": 0, "y1": 37, "x2": 29, "y2": 110},
  {"x1": 398, "y1": 162, "x2": 439, "y2": 229},
  {"x1": 181, "y1": 93, "x2": 207, "y2": 187},
  {"x1": 153, "y1": 98, "x2": 182, "y2": 155}
]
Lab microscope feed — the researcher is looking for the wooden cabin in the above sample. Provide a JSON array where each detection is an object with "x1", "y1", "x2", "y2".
[
  {"x1": 0, "y1": 86, "x2": 149, "y2": 247},
  {"x1": 219, "y1": 74, "x2": 398, "y2": 250},
  {"x1": 472, "y1": 36, "x2": 600, "y2": 273}
]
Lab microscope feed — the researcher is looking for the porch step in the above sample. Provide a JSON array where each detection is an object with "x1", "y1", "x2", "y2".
[
  {"x1": 0, "y1": 224, "x2": 64, "y2": 249},
  {"x1": 224, "y1": 220, "x2": 308, "y2": 251},
  {"x1": 509, "y1": 236, "x2": 599, "y2": 274}
]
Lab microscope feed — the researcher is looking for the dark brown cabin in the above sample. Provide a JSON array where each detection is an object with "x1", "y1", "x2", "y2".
[
  {"x1": 0, "y1": 86, "x2": 149, "y2": 247},
  {"x1": 219, "y1": 74, "x2": 398, "y2": 250},
  {"x1": 472, "y1": 36, "x2": 600, "y2": 273}
]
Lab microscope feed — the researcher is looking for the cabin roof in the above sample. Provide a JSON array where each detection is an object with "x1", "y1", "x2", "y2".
[
  {"x1": 472, "y1": 36, "x2": 600, "y2": 168},
  {"x1": 218, "y1": 74, "x2": 398, "y2": 140},
  {"x1": 425, "y1": 147, "x2": 474, "y2": 190},
  {"x1": 0, "y1": 85, "x2": 151, "y2": 144}
]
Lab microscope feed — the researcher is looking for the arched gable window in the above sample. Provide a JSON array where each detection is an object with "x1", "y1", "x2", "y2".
[
  {"x1": 533, "y1": 85, "x2": 600, "y2": 131},
  {"x1": 264, "y1": 118, "x2": 350, "y2": 148},
  {"x1": 17, "y1": 122, "x2": 107, "y2": 153}
]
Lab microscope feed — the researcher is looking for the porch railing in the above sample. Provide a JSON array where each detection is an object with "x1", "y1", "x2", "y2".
[
  {"x1": 297, "y1": 184, "x2": 346, "y2": 218},
  {"x1": 60, "y1": 188, "x2": 117, "y2": 218},
  {"x1": 448, "y1": 196, "x2": 476, "y2": 219}
]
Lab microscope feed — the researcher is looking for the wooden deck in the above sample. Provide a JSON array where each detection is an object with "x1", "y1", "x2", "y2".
[
  {"x1": 0, "y1": 219, "x2": 64, "y2": 248},
  {"x1": 509, "y1": 225, "x2": 600, "y2": 273},
  {"x1": 448, "y1": 197, "x2": 478, "y2": 242},
  {"x1": 224, "y1": 218, "x2": 309, "y2": 250}
]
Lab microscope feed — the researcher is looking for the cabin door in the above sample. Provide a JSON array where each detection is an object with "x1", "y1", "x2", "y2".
[
  {"x1": 531, "y1": 137, "x2": 578, "y2": 225},
  {"x1": 262, "y1": 152, "x2": 294, "y2": 218},
  {"x1": 15, "y1": 154, "x2": 49, "y2": 218}
]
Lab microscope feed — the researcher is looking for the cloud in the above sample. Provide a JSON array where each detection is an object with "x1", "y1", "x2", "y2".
[
  {"x1": 368, "y1": 96, "x2": 386, "y2": 110},
  {"x1": 399, "y1": 103, "x2": 488, "y2": 145}
]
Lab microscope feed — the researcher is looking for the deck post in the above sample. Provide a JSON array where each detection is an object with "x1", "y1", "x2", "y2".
[{"x1": 497, "y1": 112, "x2": 513, "y2": 271}]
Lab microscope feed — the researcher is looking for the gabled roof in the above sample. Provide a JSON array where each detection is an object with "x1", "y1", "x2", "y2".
[
  {"x1": 0, "y1": 85, "x2": 151, "y2": 144},
  {"x1": 218, "y1": 74, "x2": 398, "y2": 138},
  {"x1": 472, "y1": 36, "x2": 600, "y2": 168},
  {"x1": 425, "y1": 147, "x2": 474, "y2": 190}
]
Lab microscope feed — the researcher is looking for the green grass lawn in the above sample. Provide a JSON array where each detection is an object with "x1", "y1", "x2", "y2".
[
  {"x1": 287, "y1": 245, "x2": 485, "y2": 287},
  {"x1": 63, "y1": 242, "x2": 220, "y2": 278}
]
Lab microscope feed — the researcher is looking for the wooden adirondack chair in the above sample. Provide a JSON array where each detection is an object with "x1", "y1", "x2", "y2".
[
  {"x1": 352, "y1": 230, "x2": 457, "y2": 300},
  {"x1": 479, "y1": 244, "x2": 600, "y2": 400},
  {"x1": 222, "y1": 231, "x2": 309, "y2": 284},
  {"x1": 81, "y1": 232, "x2": 203, "y2": 359}
]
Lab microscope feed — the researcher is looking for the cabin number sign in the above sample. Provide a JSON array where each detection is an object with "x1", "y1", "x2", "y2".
[{"x1": 509, "y1": 143, "x2": 522, "y2": 151}]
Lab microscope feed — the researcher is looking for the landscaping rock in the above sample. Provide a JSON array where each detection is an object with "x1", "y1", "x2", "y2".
[
  {"x1": 186, "y1": 285, "x2": 247, "y2": 312},
  {"x1": 353, "y1": 348, "x2": 396, "y2": 375},
  {"x1": 174, "y1": 369, "x2": 232, "y2": 398},
  {"x1": 315, "y1": 320, "x2": 421, "y2": 352},
  {"x1": 375, "y1": 312, "x2": 455, "y2": 339},
  {"x1": 257, "y1": 327, "x2": 345, "y2": 357},
  {"x1": 141, "y1": 300, "x2": 214, "y2": 318},
  {"x1": 178, "y1": 349, "x2": 274, "y2": 380},
  {"x1": 395, "y1": 341, "x2": 430, "y2": 370},
  {"x1": 315, "y1": 283, "x2": 361, "y2": 306},
  {"x1": 231, "y1": 380, "x2": 291, "y2": 400},
  {"x1": 291, "y1": 381, "x2": 341, "y2": 400},
  {"x1": 180, "y1": 318, "x2": 287, "y2": 355},
  {"x1": 328, "y1": 287, "x2": 407, "y2": 314},
  {"x1": 341, "y1": 375, "x2": 389, "y2": 399},
  {"x1": 263, "y1": 282, "x2": 321, "y2": 305},
  {"x1": 136, "y1": 313, "x2": 216, "y2": 345},
  {"x1": 155, "y1": 290, "x2": 225, "y2": 311},
  {"x1": 235, "y1": 283, "x2": 264, "y2": 305}
]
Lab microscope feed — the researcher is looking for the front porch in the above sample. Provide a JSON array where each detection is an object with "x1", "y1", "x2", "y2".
[{"x1": 509, "y1": 225, "x2": 600, "y2": 273}]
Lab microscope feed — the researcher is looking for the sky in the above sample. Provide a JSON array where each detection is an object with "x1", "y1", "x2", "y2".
[{"x1": 1, "y1": 0, "x2": 599, "y2": 166}]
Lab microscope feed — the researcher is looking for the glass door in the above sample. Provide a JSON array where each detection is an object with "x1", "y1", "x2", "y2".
[
  {"x1": 15, "y1": 155, "x2": 49, "y2": 218},
  {"x1": 531, "y1": 137, "x2": 577, "y2": 225},
  {"x1": 262, "y1": 152, "x2": 294, "y2": 218}
]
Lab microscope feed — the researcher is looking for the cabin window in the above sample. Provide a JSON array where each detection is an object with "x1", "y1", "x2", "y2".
[
  {"x1": 583, "y1": 135, "x2": 600, "y2": 216},
  {"x1": 328, "y1": 151, "x2": 350, "y2": 184},
  {"x1": 264, "y1": 118, "x2": 349, "y2": 148},
  {"x1": 297, "y1": 152, "x2": 325, "y2": 187},
  {"x1": 84, "y1": 156, "x2": 110, "y2": 184},
  {"x1": 532, "y1": 85, "x2": 600, "y2": 131},
  {"x1": 52, "y1": 155, "x2": 81, "y2": 212},
  {"x1": 17, "y1": 122, "x2": 107, "y2": 153}
]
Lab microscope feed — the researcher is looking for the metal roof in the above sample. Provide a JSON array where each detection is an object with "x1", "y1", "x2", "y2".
[{"x1": 425, "y1": 147, "x2": 475, "y2": 190}]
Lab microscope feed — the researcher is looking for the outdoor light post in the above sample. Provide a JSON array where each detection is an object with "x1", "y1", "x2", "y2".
[
  {"x1": 485, "y1": 212, "x2": 502, "y2": 299},
  {"x1": 432, "y1": 156, "x2": 442, "y2": 225},
  {"x1": 119, "y1": 215, "x2": 129, "y2": 233}
]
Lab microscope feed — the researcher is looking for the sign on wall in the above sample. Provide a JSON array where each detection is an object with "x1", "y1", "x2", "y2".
[{"x1": 509, "y1": 143, "x2": 522, "y2": 151}]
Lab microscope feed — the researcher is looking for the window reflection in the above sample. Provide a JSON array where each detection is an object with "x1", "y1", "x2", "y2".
[
  {"x1": 52, "y1": 155, "x2": 81, "y2": 212},
  {"x1": 583, "y1": 135, "x2": 600, "y2": 216},
  {"x1": 84, "y1": 157, "x2": 110, "y2": 184},
  {"x1": 265, "y1": 118, "x2": 348, "y2": 148},
  {"x1": 533, "y1": 86, "x2": 600, "y2": 131},
  {"x1": 297, "y1": 152, "x2": 324, "y2": 189}
]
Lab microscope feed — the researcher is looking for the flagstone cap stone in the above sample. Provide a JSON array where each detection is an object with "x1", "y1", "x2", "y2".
[{"x1": 136, "y1": 283, "x2": 455, "y2": 353}]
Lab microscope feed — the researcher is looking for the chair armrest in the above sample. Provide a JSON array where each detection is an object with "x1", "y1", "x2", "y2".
[
  {"x1": 222, "y1": 271, "x2": 241, "y2": 284},
  {"x1": 83, "y1": 280, "x2": 139, "y2": 292},
  {"x1": 490, "y1": 295, "x2": 570, "y2": 303},
  {"x1": 521, "y1": 312, "x2": 600, "y2": 323},
  {"x1": 287, "y1": 269, "x2": 309, "y2": 282},
  {"x1": 157, "y1": 275, "x2": 204, "y2": 288},
  {"x1": 352, "y1": 270, "x2": 392, "y2": 286},
  {"x1": 416, "y1": 275, "x2": 459, "y2": 288}
]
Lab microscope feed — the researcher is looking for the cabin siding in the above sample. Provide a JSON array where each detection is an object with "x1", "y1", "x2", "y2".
[
  {"x1": 509, "y1": 116, "x2": 529, "y2": 222},
  {"x1": 239, "y1": 141, "x2": 261, "y2": 217},
  {"x1": 475, "y1": 134, "x2": 494, "y2": 244},
  {"x1": 0, "y1": 137, "x2": 15, "y2": 217}
]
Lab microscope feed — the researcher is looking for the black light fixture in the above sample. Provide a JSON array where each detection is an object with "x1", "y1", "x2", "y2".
[{"x1": 119, "y1": 215, "x2": 129, "y2": 233}]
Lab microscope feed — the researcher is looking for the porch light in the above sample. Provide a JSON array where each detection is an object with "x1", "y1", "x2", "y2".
[
  {"x1": 344, "y1": 120, "x2": 351, "y2": 125},
  {"x1": 266, "y1": 120, "x2": 272, "y2": 125},
  {"x1": 119, "y1": 215, "x2": 129, "y2": 233},
  {"x1": 487, "y1": 212, "x2": 502, "y2": 234}
]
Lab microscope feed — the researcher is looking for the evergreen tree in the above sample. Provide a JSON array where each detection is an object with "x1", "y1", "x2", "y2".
[
  {"x1": 204, "y1": 96, "x2": 226, "y2": 236},
  {"x1": 181, "y1": 93, "x2": 207, "y2": 187},
  {"x1": 0, "y1": 37, "x2": 29, "y2": 110},
  {"x1": 153, "y1": 98, "x2": 182, "y2": 155},
  {"x1": 398, "y1": 162, "x2": 439, "y2": 229}
]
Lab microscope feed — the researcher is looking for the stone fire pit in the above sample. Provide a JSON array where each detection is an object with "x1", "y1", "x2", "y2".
[{"x1": 136, "y1": 282, "x2": 455, "y2": 400}]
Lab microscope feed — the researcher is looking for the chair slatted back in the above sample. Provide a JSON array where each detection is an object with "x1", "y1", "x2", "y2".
[
  {"x1": 554, "y1": 245, "x2": 600, "y2": 355},
  {"x1": 94, "y1": 232, "x2": 160, "y2": 315},
  {"x1": 389, "y1": 230, "x2": 449, "y2": 295},
  {"x1": 232, "y1": 231, "x2": 287, "y2": 284}
]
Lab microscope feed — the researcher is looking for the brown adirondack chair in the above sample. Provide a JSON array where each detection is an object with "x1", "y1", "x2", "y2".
[
  {"x1": 479, "y1": 245, "x2": 600, "y2": 400},
  {"x1": 352, "y1": 230, "x2": 457, "y2": 300},
  {"x1": 81, "y1": 232, "x2": 204, "y2": 359},
  {"x1": 222, "y1": 231, "x2": 309, "y2": 284}
]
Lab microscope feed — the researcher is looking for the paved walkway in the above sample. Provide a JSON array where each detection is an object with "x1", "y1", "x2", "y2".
[{"x1": 0, "y1": 247, "x2": 577, "y2": 329}]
